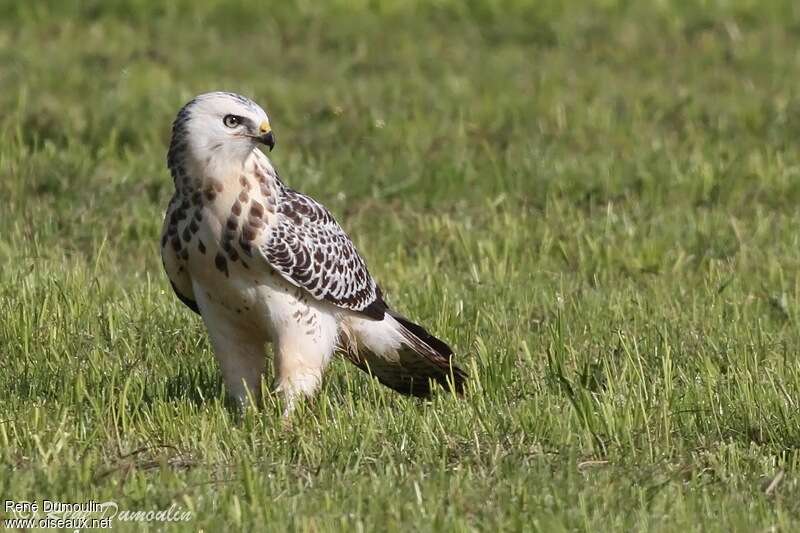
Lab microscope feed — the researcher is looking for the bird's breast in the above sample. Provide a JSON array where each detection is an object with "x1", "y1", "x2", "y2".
[{"x1": 162, "y1": 156, "x2": 286, "y2": 327}]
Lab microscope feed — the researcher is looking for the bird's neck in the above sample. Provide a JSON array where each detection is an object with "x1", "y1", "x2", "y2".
[
  {"x1": 168, "y1": 147, "x2": 285, "y2": 200},
  {"x1": 167, "y1": 146, "x2": 284, "y2": 196}
]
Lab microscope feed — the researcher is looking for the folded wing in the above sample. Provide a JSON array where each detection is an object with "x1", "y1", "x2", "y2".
[{"x1": 256, "y1": 187, "x2": 387, "y2": 320}]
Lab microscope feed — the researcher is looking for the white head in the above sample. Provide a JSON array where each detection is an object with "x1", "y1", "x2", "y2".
[{"x1": 167, "y1": 92, "x2": 275, "y2": 181}]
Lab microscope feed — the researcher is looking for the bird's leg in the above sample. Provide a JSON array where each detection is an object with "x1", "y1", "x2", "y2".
[
  {"x1": 266, "y1": 291, "x2": 339, "y2": 417},
  {"x1": 199, "y1": 306, "x2": 267, "y2": 409},
  {"x1": 272, "y1": 350, "x2": 327, "y2": 417},
  {"x1": 272, "y1": 332, "x2": 336, "y2": 417},
  {"x1": 217, "y1": 346, "x2": 267, "y2": 409}
]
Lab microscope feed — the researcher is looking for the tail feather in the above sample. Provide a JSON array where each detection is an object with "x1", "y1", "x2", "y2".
[{"x1": 342, "y1": 312, "x2": 467, "y2": 397}]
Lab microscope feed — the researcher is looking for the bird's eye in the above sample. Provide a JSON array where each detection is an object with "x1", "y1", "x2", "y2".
[{"x1": 223, "y1": 114, "x2": 241, "y2": 128}]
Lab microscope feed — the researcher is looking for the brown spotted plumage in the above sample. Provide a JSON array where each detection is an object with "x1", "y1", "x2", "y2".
[
  {"x1": 160, "y1": 92, "x2": 466, "y2": 415},
  {"x1": 214, "y1": 252, "x2": 229, "y2": 276}
]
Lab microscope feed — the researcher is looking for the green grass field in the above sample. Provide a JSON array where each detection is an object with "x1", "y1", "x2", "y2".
[{"x1": 2, "y1": 1, "x2": 800, "y2": 530}]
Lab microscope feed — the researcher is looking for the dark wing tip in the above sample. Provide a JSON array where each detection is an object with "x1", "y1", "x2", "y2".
[
  {"x1": 390, "y1": 312, "x2": 454, "y2": 357},
  {"x1": 387, "y1": 312, "x2": 468, "y2": 397},
  {"x1": 363, "y1": 365, "x2": 466, "y2": 398},
  {"x1": 357, "y1": 296, "x2": 389, "y2": 320},
  {"x1": 169, "y1": 281, "x2": 200, "y2": 315},
  {"x1": 389, "y1": 362, "x2": 467, "y2": 398}
]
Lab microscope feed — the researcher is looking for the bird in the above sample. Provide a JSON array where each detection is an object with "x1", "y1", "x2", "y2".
[{"x1": 160, "y1": 91, "x2": 466, "y2": 414}]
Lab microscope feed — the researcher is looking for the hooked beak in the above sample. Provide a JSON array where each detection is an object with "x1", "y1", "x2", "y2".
[{"x1": 257, "y1": 121, "x2": 275, "y2": 151}]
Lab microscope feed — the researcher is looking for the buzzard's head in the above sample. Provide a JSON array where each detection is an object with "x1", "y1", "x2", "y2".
[{"x1": 168, "y1": 92, "x2": 275, "y2": 178}]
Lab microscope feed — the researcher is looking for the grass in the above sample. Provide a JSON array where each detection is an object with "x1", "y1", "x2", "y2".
[{"x1": 2, "y1": 0, "x2": 800, "y2": 530}]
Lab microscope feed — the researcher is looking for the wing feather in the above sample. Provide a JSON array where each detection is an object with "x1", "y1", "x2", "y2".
[{"x1": 257, "y1": 188, "x2": 387, "y2": 319}]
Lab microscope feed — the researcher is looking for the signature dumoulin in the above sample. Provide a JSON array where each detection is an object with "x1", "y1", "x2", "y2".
[{"x1": 4, "y1": 499, "x2": 192, "y2": 528}]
